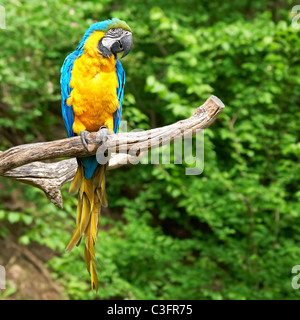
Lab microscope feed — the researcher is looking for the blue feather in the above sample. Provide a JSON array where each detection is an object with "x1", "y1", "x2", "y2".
[
  {"x1": 60, "y1": 51, "x2": 77, "y2": 138},
  {"x1": 114, "y1": 60, "x2": 125, "y2": 134}
]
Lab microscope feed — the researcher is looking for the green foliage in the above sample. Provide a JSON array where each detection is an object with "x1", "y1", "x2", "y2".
[{"x1": 0, "y1": 0, "x2": 300, "y2": 299}]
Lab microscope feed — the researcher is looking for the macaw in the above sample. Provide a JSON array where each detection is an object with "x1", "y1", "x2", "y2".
[{"x1": 60, "y1": 19, "x2": 132, "y2": 291}]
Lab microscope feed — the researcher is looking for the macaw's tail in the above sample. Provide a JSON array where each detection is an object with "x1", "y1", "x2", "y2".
[{"x1": 65, "y1": 162, "x2": 108, "y2": 291}]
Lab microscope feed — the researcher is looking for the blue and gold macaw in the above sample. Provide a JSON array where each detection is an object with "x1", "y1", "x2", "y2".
[{"x1": 60, "y1": 19, "x2": 132, "y2": 290}]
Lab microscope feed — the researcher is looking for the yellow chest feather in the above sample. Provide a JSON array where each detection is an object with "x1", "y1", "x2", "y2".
[{"x1": 67, "y1": 32, "x2": 119, "y2": 134}]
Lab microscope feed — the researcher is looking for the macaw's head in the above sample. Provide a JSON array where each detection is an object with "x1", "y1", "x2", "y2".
[{"x1": 80, "y1": 19, "x2": 132, "y2": 60}]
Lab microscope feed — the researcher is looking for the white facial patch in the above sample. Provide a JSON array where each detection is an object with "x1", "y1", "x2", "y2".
[{"x1": 101, "y1": 36, "x2": 122, "y2": 50}]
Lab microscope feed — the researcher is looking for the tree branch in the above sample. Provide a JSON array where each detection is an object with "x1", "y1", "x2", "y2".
[
  {"x1": 1, "y1": 154, "x2": 144, "y2": 208},
  {"x1": 0, "y1": 95, "x2": 224, "y2": 208}
]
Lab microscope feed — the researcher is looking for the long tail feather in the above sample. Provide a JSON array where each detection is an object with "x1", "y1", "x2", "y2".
[
  {"x1": 69, "y1": 165, "x2": 83, "y2": 194},
  {"x1": 65, "y1": 163, "x2": 107, "y2": 291}
]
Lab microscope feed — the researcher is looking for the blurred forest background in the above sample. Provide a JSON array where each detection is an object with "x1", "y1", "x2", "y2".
[{"x1": 0, "y1": 0, "x2": 300, "y2": 300}]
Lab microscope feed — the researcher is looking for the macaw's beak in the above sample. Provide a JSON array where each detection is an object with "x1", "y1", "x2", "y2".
[
  {"x1": 111, "y1": 32, "x2": 133, "y2": 59},
  {"x1": 120, "y1": 32, "x2": 133, "y2": 58}
]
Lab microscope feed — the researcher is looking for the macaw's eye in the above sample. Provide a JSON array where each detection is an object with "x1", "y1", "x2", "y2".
[{"x1": 109, "y1": 28, "x2": 122, "y2": 35}]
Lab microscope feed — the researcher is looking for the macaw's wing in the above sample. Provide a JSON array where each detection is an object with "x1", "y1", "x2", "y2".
[
  {"x1": 114, "y1": 60, "x2": 125, "y2": 134},
  {"x1": 60, "y1": 51, "x2": 77, "y2": 138}
]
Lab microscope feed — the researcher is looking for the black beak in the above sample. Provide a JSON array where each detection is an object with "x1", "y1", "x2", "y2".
[
  {"x1": 120, "y1": 33, "x2": 133, "y2": 58},
  {"x1": 110, "y1": 32, "x2": 133, "y2": 59}
]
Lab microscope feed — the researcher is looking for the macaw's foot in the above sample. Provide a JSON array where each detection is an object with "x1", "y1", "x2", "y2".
[
  {"x1": 80, "y1": 127, "x2": 111, "y2": 152},
  {"x1": 96, "y1": 126, "x2": 111, "y2": 145},
  {"x1": 80, "y1": 130, "x2": 90, "y2": 152}
]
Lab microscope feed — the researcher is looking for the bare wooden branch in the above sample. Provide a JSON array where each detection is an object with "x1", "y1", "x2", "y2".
[
  {"x1": 1, "y1": 153, "x2": 144, "y2": 208},
  {"x1": 0, "y1": 95, "x2": 224, "y2": 208}
]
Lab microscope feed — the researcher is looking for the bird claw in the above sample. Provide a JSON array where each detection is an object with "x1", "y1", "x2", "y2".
[
  {"x1": 96, "y1": 126, "x2": 111, "y2": 145},
  {"x1": 80, "y1": 130, "x2": 90, "y2": 152},
  {"x1": 80, "y1": 127, "x2": 110, "y2": 152}
]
